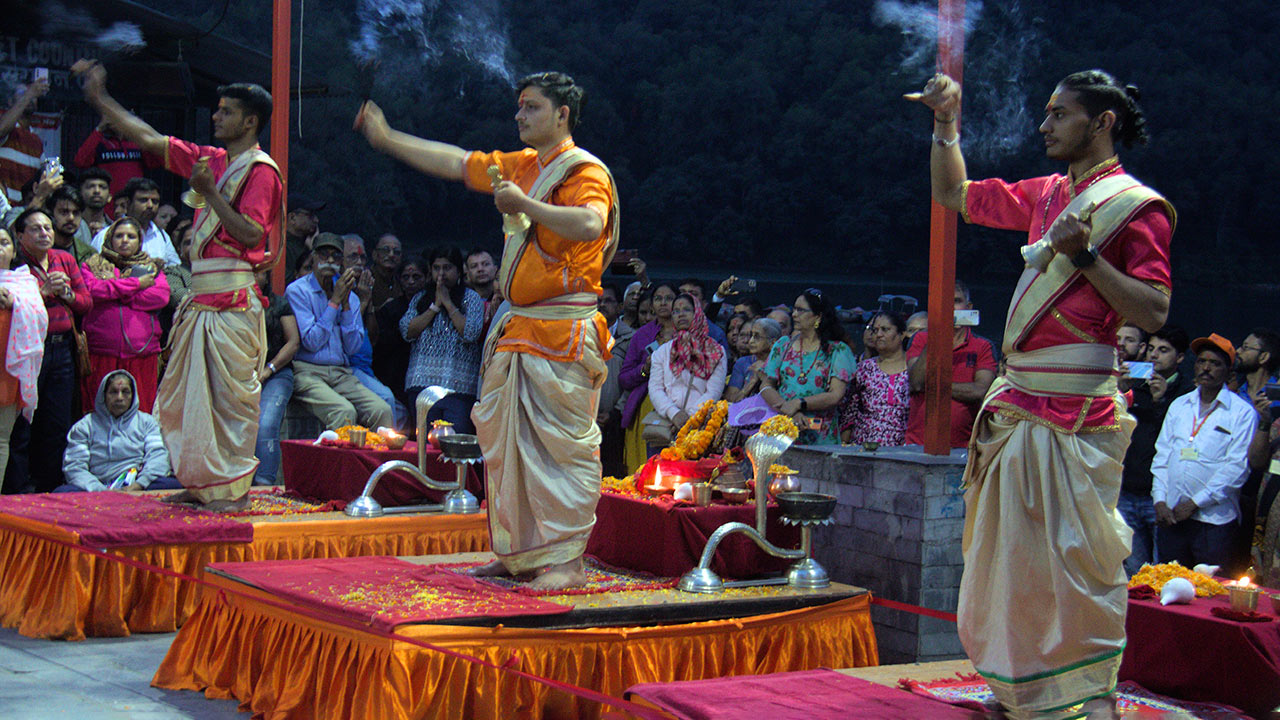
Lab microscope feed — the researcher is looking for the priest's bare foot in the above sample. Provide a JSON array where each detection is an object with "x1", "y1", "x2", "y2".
[
  {"x1": 468, "y1": 560, "x2": 510, "y2": 577},
  {"x1": 529, "y1": 558, "x2": 587, "y2": 590},
  {"x1": 161, "y1": 490, "x2": 200, "y2": 505},
  {"x1": 1081, "y1": 695, "x2": 1119, "y2": 720},
  {"x1": 202, "y1": 495, "x2": 250, "y2": 513}
]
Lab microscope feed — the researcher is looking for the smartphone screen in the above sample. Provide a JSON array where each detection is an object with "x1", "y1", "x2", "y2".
[{"x1": 1126, "y1": 361, "x2": 1154, "y2": 380}]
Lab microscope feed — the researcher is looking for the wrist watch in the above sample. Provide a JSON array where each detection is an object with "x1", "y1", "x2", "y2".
[
  {"x1": 1070, "y1": 246, "x2": 1099, "y2": 268},
  {"x1": 266, "y1": 362, "x2": 277, "y2": 374},
  {"x1": 800, "y1": 398, "x2": 809, "y2": 413}
]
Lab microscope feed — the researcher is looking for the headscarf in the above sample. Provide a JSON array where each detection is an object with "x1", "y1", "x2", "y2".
[
  {"x1": 0, "y1": 268, "x2": 47, "y2": 420},
  {"x1": 86, "y1": 217, "x2": 162, "y2": 280},
  {"x1": 668, "y1": 294, "x2": 723, "y2": 380}
]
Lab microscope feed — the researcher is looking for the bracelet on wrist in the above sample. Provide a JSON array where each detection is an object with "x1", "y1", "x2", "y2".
[
  {"x1": 932, "y1": 132, "x2": 959, "y2": 148},
  {"x1": 934, "y1": 114, "x2": 956, "y2": 124}
]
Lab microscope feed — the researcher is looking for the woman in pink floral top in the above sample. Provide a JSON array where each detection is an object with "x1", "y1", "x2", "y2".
[{"x1": 841, "y1": 311, "x2": 909, "y2": 445}]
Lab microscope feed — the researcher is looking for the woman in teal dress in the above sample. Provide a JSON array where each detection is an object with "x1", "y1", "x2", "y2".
[{"x1": 761, "y1": 288, "x2": 856, "y2": 444}]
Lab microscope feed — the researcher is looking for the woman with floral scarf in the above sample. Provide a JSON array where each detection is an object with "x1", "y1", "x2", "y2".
[
  {"x1": 80, "y1": 217, "x2": 169, "y2": 413},
  {"x1": 647, "y1": 293, "x2": 727, "y2": 450}
]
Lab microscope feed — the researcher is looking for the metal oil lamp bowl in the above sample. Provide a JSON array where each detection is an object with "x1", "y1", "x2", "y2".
[
  {"x1": 345, "y1": 386, "x2": 480, "y2": 517},
  {"x1": 678, "y1": 430, "x2": 833, "y2": 594},
  {"x1": 1228, "y1": 584, "x2": 1261, "y2": 612}
]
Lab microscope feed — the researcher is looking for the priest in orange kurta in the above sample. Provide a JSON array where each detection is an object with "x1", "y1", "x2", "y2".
[{"x1": 358, "y1": 72, "x2": 618, "y2": 589}]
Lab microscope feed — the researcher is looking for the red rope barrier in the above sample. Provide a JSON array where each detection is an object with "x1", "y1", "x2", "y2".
[
  {"x1": 1, "y1": 522, "x2": 667, "y2": 719},
  {"x1": 870, "y1": 595, "x2": 958, "y2": 623}
]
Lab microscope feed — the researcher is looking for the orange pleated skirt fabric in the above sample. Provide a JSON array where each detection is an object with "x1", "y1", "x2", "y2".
[
  {"x1": 0, "y1": 512, "x2": 490, "y2": 641},
  {"x1": 153, "y1": 574, "x2": 878, "y2": 720}
]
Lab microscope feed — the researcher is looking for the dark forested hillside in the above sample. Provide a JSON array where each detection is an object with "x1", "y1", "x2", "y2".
[{"x1": 128, "y1": 0, "x2": 1279, "y2": 290}]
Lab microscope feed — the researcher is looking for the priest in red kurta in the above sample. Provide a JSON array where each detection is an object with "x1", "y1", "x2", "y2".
[
  {"x1": 909, "y1": 71, "x2": 1174, "y2": 719},
  {"x1": 74, "y1": 60, "x2": 282, "y2": 512},
  {"x1": 357, "y1": 72, "x2": 619, "y2": 589}
]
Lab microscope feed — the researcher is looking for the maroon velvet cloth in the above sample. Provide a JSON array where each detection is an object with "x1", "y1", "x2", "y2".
[
  {"x1": 585, "y1": 492, "x2": 801, "y2": 579},
  {"x1": 209, "y1": 556, "x2": 571, "y2": 632},
  {"x1": 1120, "y1": 589, "x2": 1280, "y2": 718},
  {"x1": 281, "y1": 440, "x2": 484, "y2": 506},
  {"x1": 626, "y1": 669, "x2": 984, "y2": 720},
  {"x1": 0, "y1": 492, "x2": 252, "y2": 547}
]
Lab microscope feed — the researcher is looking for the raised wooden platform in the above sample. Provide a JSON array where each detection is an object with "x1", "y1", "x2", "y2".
[{"x1": 208, "y1": 550, "x2": 867, "y2": 630}]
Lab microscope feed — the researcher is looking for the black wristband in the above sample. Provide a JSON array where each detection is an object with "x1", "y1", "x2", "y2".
[
  {"x1": 1070, "y1": 247, "x2": 1098, "y2": 269},
  {"x1": 800, "y1": 398, "x2": 808, "y2": 413}
]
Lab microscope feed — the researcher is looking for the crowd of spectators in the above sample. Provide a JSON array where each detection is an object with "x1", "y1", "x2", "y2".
[{"x1": 3, "y1": 75, "x2": 1280, "y2": 588}]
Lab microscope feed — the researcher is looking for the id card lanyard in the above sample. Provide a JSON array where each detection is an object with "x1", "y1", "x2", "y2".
[{"x1": 1181, "y1": 402, "x2": 1216, "y2": 461}]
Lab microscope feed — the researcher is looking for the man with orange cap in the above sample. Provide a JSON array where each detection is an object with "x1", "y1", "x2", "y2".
[{"x1": 1152, "y1": 333, "x2": 1257, "y2": 568}]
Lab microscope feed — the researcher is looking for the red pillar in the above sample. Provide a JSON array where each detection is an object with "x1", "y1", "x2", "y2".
[
  {"x1": 923, "y1": 0, "x2": 965, "y2": 455},
  {"x1": 269, "y1": 0, "x2": 291, "y2": 295}
]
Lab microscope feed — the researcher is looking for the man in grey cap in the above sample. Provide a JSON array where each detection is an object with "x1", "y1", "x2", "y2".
[
  {"x1": 285, "y1": 194, "x2": 325, "y2": 284},
  {"x1": 285, "y1": 232, "x2": 393, "y2": 431}
]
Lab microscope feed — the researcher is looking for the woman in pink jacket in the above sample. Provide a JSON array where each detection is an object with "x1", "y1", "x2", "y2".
[{"x1": 80, "y1": 217, "x2": 169, "y2": 413}]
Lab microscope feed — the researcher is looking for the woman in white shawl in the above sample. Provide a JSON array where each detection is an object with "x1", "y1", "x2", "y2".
[{"x1": 0, "y1": 226, "x2": 47, "y2": 480}]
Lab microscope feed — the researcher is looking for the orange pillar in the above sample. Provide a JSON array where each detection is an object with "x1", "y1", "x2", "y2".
[
  {"x1": 269, "y1": 0, "x2": 291, "y2": 295},
  {"x1": 923, "y1": 0, "x2": 964, "y2": 455}
]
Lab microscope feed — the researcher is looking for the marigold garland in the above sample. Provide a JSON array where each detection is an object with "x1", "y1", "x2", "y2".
[
  {"x1": 1128, "y1": 561, "x2": 1225, "y2": 597},
  {"x1": 760, "y1": 414, "x2": 799, "y2": 439},
  {"x1": 335, "y1": 424, "x2": 388, "y2": 448},
  {"x1": 661, "y1": 400, "x2": 729, "y2": 461}
]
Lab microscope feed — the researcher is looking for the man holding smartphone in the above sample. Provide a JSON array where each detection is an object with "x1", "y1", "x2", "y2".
[
  {"x1": 0, "y1": 71, "x2": 49, "y2": 205},
  {"x1": 1120, "y1": 325, "x2": 1192, "y2": 575}
]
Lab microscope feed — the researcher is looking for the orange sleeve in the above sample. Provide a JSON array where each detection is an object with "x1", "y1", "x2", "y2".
[
  {"x1": 462, "y1": 149, "x2": 535, "y2": 195},
  {"x1": 556, "y1": 163, "x2": 613, "y2": 228}
]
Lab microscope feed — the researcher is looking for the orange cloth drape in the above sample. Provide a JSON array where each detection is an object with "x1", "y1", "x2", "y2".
[
  {"x1": 154, "y1": 574, "x2": 877, "y2": 720},
  {"x1": 0, "y1": 512, "x2": 489, "y2": 641}
]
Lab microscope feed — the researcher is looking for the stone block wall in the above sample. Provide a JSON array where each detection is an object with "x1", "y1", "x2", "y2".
[{"x1": 783, "y1": 445, "x2": 968, "y2": 664}]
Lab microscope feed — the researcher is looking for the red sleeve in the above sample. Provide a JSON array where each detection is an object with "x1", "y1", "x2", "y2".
[
  {"x1": 1108, "y1": 203, "x2": 1173, "y2": 292},
  {"x1": 164, "y1": 137, "x2": 222, "y2": 178},
  {"x1": 74, "y1": 130, "x2": 102, "y2": 168},
  {"x1": 906, "y1": 330, "x2": 928, "y2": 361},
  {"x1": 236, "y1": 164, "x2": 284, "y2": 237},
  {"x1": 964, "y1": 175, "x2": 1056, "y2": 233},
  {"x1": 58, "y1": 252, "x2": 93, "y2": 317},
  {"x1": 974, "y1": 335, "x2": 997, "y2": 372}
]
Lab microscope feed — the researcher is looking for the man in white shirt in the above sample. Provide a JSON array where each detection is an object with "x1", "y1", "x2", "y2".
[
  {"x1": 1152, "y1": 333, "x2": 1257, "y2": 567},
  {"x1": 89, "y1": 177, "x2": 180, "y2": 267}
]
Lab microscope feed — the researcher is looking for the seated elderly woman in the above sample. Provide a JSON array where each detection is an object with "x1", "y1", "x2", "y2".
[
  {"x1": 646, "y1": 293, "x2": 727, "y2": 450},
  {"x1": 840, "y1": 311, "x2": 910, "y2": 445},
  {"x1": 726, "y1": 317, "x2": 783, "y2": 402},
  {"x1": 760, "y1": 289, "x2": 856, "y2": 445},
  {"x1": 58, "y1": 370, "x2": 178, "y2": 491}
]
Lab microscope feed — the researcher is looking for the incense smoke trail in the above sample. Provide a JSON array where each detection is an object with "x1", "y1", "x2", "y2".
[
  {"x1": 351, "y1": 0, "x2": 515, "y2": 88},
  {"x1": 873, "y1": 0, "x2": 1043, "y2": 162},
  {"x1": 39, "y1": 1, "x2": 146, "y2": 55}
]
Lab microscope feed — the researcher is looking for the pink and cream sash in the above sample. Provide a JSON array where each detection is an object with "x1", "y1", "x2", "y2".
[
  {"x1": 190, "y1": 145, "x2": 282, "y2": 277},
  {"x1": 1002, "y1": 174, "x2": 1174, "y2": 356}
]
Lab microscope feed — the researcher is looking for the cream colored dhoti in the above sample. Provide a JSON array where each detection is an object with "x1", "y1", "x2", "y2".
[
  {"x1": 472, "y1": 324, "x2": 606, "y2": 574},
  {"x1": 156, "y1": 265, "x2": 265, "y2": 504},
  {"x1": 958, "y1": 401, "x2": 1135, "y2": 719}
]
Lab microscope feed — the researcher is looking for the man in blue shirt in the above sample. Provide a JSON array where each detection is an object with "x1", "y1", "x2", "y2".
[{"x1": 285, "y1": 233, "x2": 393, "y2": 431}]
